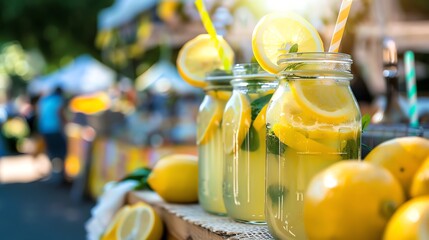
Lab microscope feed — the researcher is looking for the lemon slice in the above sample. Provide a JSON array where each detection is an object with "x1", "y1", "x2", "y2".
[
  {"x1": 272, "y1": 123, "x2": 336, "y2": 153},
  {"x1": 222, "y1": 93, "x2": 252, "y2": 154},
  {"x1": 207, "y1": 90, "x2": 232, "y2": 101},
  {"x1": 101, "y1": 206, "x2": 131, "y2": 240},
  {"x1": 117, "y1": 202, "x2": 163, "y2": 240},
  {"x1": 290, "y1": 80, "x2": 355, "y2": 123},
  {"x1": 252, "y1": 12, "x2": 324, "y2": 74},
  {"x1": 253, "y1": 104, "x2": 268, "y2": 131},
  {"x1": 197, "y1": 96, "x2": 223, "y2": 145},
  {"x1": 177, "y1": 34, "x2": 234, "y2": 88}
]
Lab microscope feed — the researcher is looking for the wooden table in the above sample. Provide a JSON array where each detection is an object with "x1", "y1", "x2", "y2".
[{"x1": 127, "y1": 191, "x2": 274, "y2": 240}]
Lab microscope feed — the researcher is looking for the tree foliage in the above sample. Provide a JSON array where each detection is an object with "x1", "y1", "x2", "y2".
[{"x1": 0, "y1": 0, "x2": 114, "y2": 72}]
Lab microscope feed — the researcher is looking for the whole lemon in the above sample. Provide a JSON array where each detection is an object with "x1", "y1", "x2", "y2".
[
  {"x1": 304, "y1": 161, "x2": 405, "y2": 240},
  {"x1": 384, "y1": 196, "x2": 429, "y2": 240},
  {"x1": 148, "y1": 154, "x2": 198, "y2": 203},
  {"x1": 410, "y1": 156, "x2": 429, "y2": 198},
  {"x1": 365, "y1": 136, "x2": 429, "y2": 196}
]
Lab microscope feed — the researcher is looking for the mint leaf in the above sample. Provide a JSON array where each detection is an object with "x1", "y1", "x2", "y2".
[
  {"x1": 289, "y1": 43, "x2": 299, "y2": 53},
  {"x1": 267, "y1": 130, "x2": 287, "y2": 155},
  {"x1": 120, "y1": 167, "x2": 152, "y2": 190},
  {"x1": 362, "y1": 114, "x2": 371, "y2": 132},
  {"x1": 120, "y1": 167, "x2": 151, "y2": 182},
  {"x1": 241, "y1": 94, "x2": 273, "y2": 152},
  {"x1": 284, "y1": 62, "x2": 304, "y2": 71},
  {"x1": 267, "y1": 184, "x2": 288, "y2": 206},
  {"x1": 341, "y1": 139, "x2": 359, "y2": 160},
  {"x1": 241, "y1": 126, "x2": 259, "y2": 152},
  {"x1": 250, "y1": 94, "x2": 273, "y2": 120}
]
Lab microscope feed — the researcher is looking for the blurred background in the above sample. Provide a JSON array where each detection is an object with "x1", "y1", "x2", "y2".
[{"x1": 0, "y1": 0, "x2": 429, "y2": 239}]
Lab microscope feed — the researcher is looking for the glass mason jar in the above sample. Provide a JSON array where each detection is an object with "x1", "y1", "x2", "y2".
[
  {"x1": 222, "y1": 63, "x2": 277, "y2": 223},
  {"x1": 198, "y1": 72, "x2": 233, "y2": 215},
  {"x1": 265, "y1": 53, "x2": 361, "y2": 239}
]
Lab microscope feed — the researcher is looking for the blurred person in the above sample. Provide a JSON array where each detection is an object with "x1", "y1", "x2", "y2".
[{"x1": 37, "y1": 86, "x2": 68, "y2": 184}]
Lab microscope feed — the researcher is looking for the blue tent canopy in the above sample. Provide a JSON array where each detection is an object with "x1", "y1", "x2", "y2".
[{"x1": 28, "y1": 55, "x2": 115, "y2": 95}]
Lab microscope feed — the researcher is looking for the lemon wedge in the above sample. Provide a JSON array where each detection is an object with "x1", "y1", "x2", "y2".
[
  {"x1": 197, "y1": 96, "x2": 223, "y2": 145},
  {"x1": 101, "y1": 206, "x2": 131, "y2": 240},
  {"x1": 252, "y1": 12, "x2": 324, "y2": 74},
  {"x1": 222, "y1": 92, "x2": 251, "y2": 154},
  {"x1": 290, "y1": 80, "x2": 355, "y2": 123},
  {"x1": 117, "y1": 202, "x2": 163, "y2": 240},
  {"x1": 272, "y1": 123, "x2": 336, "y2": 153},
  {"x1": 207, "y1": 90, "x2": 232, "y2": 101},
  {"x1": 252, "y1": 104, "x2": 268, "y2": 131},
  {"x1": 177, "y1": 34, "x2": 234, "y2": 88}
]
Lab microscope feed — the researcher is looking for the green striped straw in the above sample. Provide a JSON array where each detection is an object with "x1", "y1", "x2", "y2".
[{"x1": 404, "y1": 51, "x2": 419, "y2": 128}]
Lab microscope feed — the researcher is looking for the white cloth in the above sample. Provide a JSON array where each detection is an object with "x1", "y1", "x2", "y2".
[{"x1": 85, "y1": 180, "x2": 138, "y2": 240}]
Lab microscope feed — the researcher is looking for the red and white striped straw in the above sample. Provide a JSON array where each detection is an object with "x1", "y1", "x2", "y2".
[{"x1": 329, "y1": 0, "x2": 353, "y2": 53}]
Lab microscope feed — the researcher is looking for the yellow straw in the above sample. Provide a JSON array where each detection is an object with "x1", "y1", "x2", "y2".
[
  {"x1": 195, "y1": 0, "x2": 231, "y2": 71},
  {"x1": 329, "y1": 0, "x2": 353, "y2": 52}
]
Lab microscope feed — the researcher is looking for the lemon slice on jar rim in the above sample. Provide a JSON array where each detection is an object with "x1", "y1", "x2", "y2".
[
  {"x1": 177, "y1": 34, "x2": 234, "y2": 88},
  {"x1": 252, "y1": 12, "x2": 324, "y2": 74},
  {"x1": 222, "y1": 92, "x2": 252, "y2": 154}
]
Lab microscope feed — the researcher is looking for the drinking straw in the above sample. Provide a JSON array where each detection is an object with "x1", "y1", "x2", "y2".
[
  {"x1": 195, "y1": 0, "x2": 231, "y2": 71},
  {"x1": 329, "y1": 0, "x2": 353, "y2": 53},
  {"x1": 404, "y1": 51, "x2": 419, "y2": 128}
]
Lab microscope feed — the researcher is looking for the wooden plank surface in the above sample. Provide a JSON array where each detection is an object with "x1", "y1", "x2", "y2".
[{"x1": 127, "y1": 191, "x2": 273, "y2": 240}]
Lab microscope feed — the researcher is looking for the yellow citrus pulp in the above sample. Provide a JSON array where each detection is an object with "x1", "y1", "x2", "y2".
[
  {"x1": 365, "y1": 136, "x2": 429, "y2": 196},
  {"x1": 252, "y1": 104, "x2": 268, "y2": 131},
  {"x1": 289, "y1": 80, "x2": 356, "y2": 123},
  {"x1": 272, "y1": 122, "x2": 336, "y2": 153},
  {"x1": 251, "y1": 12, "x2": 324, "y2": 74},
  {"x1": 117, "y1": 202, "x2": 163, "y2": 240},
  {"x1": 384, "y1": 196, "x2": 429, "y2": 240},
  {"x1": 176, "y1": 34, "x2": 234, "y2": 88},
  {"x1": 304, "y1": 161, "x2": 405, "y2": 240},
  {"x1": 147, "y1": 154, "x2": 198, "y2": 203},
  {"x1": 102, "y1": 202, "x2": 163, "y2": 240},
  {"x1": 222, "y1": 92, "x2": 251, "y2": 154},
  {"x1": 102, "y1": 205, "x2": 131, "y2": 240},
  {"x1": 196, "y1": 96, "x2": 224, "y2": 145}
]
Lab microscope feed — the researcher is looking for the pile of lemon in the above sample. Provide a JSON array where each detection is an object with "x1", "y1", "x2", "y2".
[{"x1": 304, "y1": 137, "x2": 429, "y2": 240}]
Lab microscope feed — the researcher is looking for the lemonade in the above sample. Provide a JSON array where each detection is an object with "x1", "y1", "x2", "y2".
[
  {"x1": 222, "y1": 63, "x2": 277, "y2": 223},
  {"x1": 198, "y1": 73, "x2": 232, "y2": 215},
  {"x1": 265, "y1": 53, "x2": 361, "y2": 239}
]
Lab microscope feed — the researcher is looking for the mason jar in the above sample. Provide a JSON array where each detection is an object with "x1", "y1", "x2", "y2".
[
  {"x1": 198, "y1": 72, "x2": 233, "y2": 215},
  {"x1": 265, "y1": 53, "x2": 361, "y2": 239},
  {"x1": 222, "y1": 63, "x2": 277, "y2": 223}
]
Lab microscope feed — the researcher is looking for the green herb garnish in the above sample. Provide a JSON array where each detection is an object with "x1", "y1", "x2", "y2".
[
  {"x1": 341, "y1": 139, "x2": 360, "y2": 160},
  {"x1": 289, "y1": 43, "x2": 299, "y2": 53},
  {"x1": 250, "y1": 94, "x2": 273, "y2": 120},
  {"x1": 241, "y1": 126, "x2": 259, "y2": 152},
  {"x1": 120, "y1": 167, "x2": 152, "y2": 190},
  {"x1": 267, "y1": 130, "x2": 287, "y2": 155},
  {"x1": 361, "y1": 114, "x2": 371, "y2": 132},
  {"x1": 267, "y1": 184, "x2": 288, "y2": 206}
]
